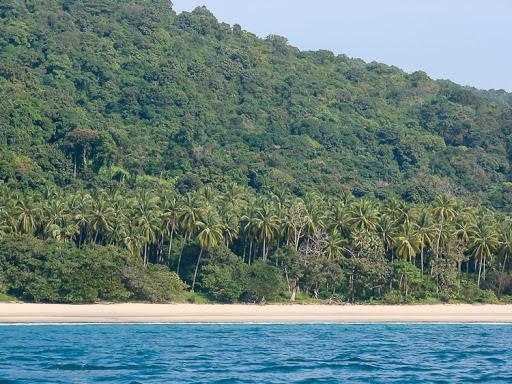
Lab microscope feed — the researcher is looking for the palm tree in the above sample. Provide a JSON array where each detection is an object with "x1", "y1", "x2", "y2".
[
  {"x1": 394, "y1": 224, "x2": 420, "y2": 263},
  {"x1": 136, "y1": 206, "x2": 159, "y2": 266},
  {"x1": 161, "y1": 196, "x2": 181, "y2": 262},
  {"x1": 468, "y1": 220, "x2": 499, "y2": 287},
  {"x1": 15, "y1": 199, "x2": 40, "y2": 235},
  {"x1": 179, "y1": 193, "x2": 202, "y2": 241},
  {"x1": 454, "y1": 213, "x2": 474, "y2": 275},
  {"x1": 377, "y1": 215, "x2": 398, "y2": 261},
  {"x1": 241, "y1": 205, "x2": 262, "y2": 263},
  {"x1": 41, "y1": 198, "x2": 68, "y2": 231},
  {"x1": 498, "y1": 227, "x2": 512, "y2": 294},
  {"x1": 191, "y1": 209, "x2": 223, "y2": 291},
  {"x1": 123, "y1": 225, "x2": 143, "y2": 258},
  {"x1": 323, "y1": 230, "x2": 346, "y2": 261},
  {"x1": 415, "y1": 209, "x2": 436, "y2": 275},
  {"x1": 330, "y1": 202, "x2": 352, "y2": 239},
  {"x1": 177, "y1": 193, "x2": 202, "y2": 273},
  {"x1": 71, "y1": 192, "x2": 93, "y2": 246},
  {"x1": 348, "y1": 199, "x2": 379, "y2": 233},
  {"x1": 384, "y1": 198, "x2": 412, "y2": 226},
  {"x1": 432, "y1": 194, "x2": 458, "y2": 258},
  {"x1": 89, "y1": 195, "x2": 115, "y2": 244},
  {"x1": 253, "y1": 204, "x2": 280, "y2": 261},
  {"x1": 218, "y1": 205, "x2": 239, "y2": 247}
]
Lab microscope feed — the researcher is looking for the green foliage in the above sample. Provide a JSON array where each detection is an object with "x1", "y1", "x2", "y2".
[
  {"x1": 240, "y1": 262, "x2": 285, "y2": 303},
  {"x1": 123, "y1": 264, "x2": 187, "y2": 303},
  {"x1": 0, "y1": 235, "x2": 133, "y2": 303},
  {"x1": 391, "y1": 260, "x2": 435, "y2": 302},
  {"x1": 0, "y1": 0, "x2": 511, "y2": 208},
  {"x1": 201, "y1": 265, "x2": 243, "y2": 303},
  {"x1": 0, "y1": 234, "x2": 186, "y2": 303},
  {"x1": 458, "y1": 279, "x2": 499, "y2": 304},
  {"x1": 1, "y1": 1, "x2": 512, "y2": 305},
  {"x1": 200, "y1": 245, "x2": 245, "y2": 302},
  {"x1": 200, "y1": 246, "x2": 286, "y2": 303}
]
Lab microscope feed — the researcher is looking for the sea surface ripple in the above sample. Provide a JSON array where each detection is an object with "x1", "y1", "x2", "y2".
[{"x1": 1, "y1": 323, "x2": 511, "y2": 383}]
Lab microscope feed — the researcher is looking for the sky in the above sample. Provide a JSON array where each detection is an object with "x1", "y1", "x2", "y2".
[{"x1": 173, "y1": 0, "x2": 512, "y2": 91}]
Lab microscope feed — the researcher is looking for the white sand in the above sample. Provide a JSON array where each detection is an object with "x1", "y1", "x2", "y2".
[{"x1": 1, "y1": 303, "x2": 512, "y2": 323}]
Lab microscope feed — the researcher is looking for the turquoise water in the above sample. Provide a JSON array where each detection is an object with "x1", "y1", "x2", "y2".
[{"x1": 1, "y1": 324, "x2": 511, "y2": 383}]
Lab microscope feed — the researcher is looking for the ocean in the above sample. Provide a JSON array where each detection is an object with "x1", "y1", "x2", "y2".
[{"x1": 0, "y1": 324, "x2": 511, "y2": 383}]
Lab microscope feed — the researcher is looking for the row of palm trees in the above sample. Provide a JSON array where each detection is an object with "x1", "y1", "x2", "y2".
[{"x1": 1, "y1": 184, "x2": 511, "y2": 293}]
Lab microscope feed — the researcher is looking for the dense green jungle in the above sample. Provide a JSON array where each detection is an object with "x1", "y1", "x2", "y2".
[{"x1": 1, "y1": 0, "x2": 512, "y2": 304}]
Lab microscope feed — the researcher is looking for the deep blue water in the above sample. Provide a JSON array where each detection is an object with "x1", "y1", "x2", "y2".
[{"x1": 1, "y1": 324, "x2": 511, "y2": 383}]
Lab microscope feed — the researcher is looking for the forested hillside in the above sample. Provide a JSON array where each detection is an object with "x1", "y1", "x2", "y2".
[
  {"x1": 2, "y1": 0, "x2": 512, "y2": 304},
  {"x1": 1, "y1": 0, "x2": 512, "y2": 207}
]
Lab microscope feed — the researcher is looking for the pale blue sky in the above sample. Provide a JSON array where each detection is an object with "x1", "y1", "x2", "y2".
[{"x1": 173, "y1": 0, "x2": 512, "y2": 91}]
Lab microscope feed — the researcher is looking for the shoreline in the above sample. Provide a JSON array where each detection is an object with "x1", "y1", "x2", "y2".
[{"x1": 1, "y1": 303, "x2": 512, "y2": 324}]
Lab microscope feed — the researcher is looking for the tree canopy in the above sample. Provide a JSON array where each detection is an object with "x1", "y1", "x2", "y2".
[
  {"x1": 1, "y1": 1, "x2": 512, "y2": 304},
  {"x1": 1, "y1": 0, "x2": 512, "y2": 208}
]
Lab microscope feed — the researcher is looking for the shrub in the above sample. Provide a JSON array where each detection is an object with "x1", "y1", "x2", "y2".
[
  {"x1": 199, "y1": 245, "x2": 245, "y2": 302},
  {"x1": 240, "y1": 262, "x2": 285, "y2": 303},
  {"x1": 201, "y1": 264, "x2": 243, "y2": 303},
  {"x1": 0, "y1": 235, "x2": 135, "y2": 303},
  {"x1": 144, "y1": 265, "x2": 187, "y2": 302},
  {"x1": 123, "y1": 264, "x2": 187, "y2": 303},
  {"x1": 458, "y1": 278, "x2": 499, "y2": 303},
  {"x1": 0, "y1": 234, "x2": 186, "y2": 303},
  {"x1": 383, "y1": 289, "x2": 404, "y2": 304},
  {"x1": 0, "y1": 273, "x2": 5, "y2": 294}
]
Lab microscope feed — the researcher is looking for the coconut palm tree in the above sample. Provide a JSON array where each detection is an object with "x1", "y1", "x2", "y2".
[
  {"x1": 89, "y1": 195, "x2": 115, "y2": 244},
  {"x1": 218, "y1": 204, "x2": 239, "y2": 248},
  {"x1": 348, "y1": 199, "x2": 379, "y2": 233},
  {"x1": 377, "y1": 215, "x2": 398, "y2": 261},
  {"x1": 177, "y1": 193, "x2": 202, "y2": 273},
  {"x1": 395, "y1": 224, "x2": 421, "y2": 263},
  {"x1": 70, "y1": 192, "x2": 93, "y2": 246},
  {"x1": 123, "y1": 224, "x2": 143, "y2": 258},
  {"x1": 161, "y1": 195, "x2": 181, "y2": 262},
  {"x1": 15, "y1": 198, "x2": 40, "y2": 235},
  {"x1": 498, "y1": 227, "x2": 512, "y2": 294},
  {"x1": 323, "y1": 230, "x2": 346, "y2": 261},
  {"x1": 468, "y1": 219, "x2": 499, "y2": 287},
  {"x1": 330, "y1": 202, "x2": 352, "y2": 238},
  {"x1": 415, "y1": 209, "x2": 437, "y2": 275},
  {"x1": 432, "y1": 194, "x2": 458, "y2": 258},
  {"x1": 191, "y1": 209, "x2": 223, "y2": 291},
  {"x1": 179, "y1": 193, "x2": 201, "y2": 242}
]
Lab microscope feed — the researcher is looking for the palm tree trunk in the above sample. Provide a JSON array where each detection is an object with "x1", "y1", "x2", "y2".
[
  {"x1": 290, "y1": 280, "x2": 298, "y2": 302},
  {"x1": 73, "y1": 153, "x2": 77, "y2": 178},
  {"x1": 350, "y1": 269, "x2": 355, "y2": 303},
  {"x1": 420, "y1": 246, "x2": 424, "y2": 276},
  {"x1": 167, "y1": 228, "x2": 174, "y2": 260},
  {"x1": 499, "y1": 251, "x2": 509, "y2": 295},
  {"x1": 177, "y1": 237, "x2": 185, "y2": 275},
  {"x1": 191, "y1": 248, "x2": 204, "y2": 292},
  {"x1": 262, "y1": 238, "x2": 267, "y2": 261},
  {"x1": 477, "y1": 257, "x2": 483, "y2": 287},
  {"x1": 483, "y1": 254, "x2": 487, "y2": 281},
  {"x1": 435, "y1": 219, "x2": 443, "y2": 293}
]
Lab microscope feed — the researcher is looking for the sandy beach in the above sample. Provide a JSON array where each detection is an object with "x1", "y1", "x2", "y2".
[{"x1": 1, "y1": 303, "x2": 512, "y2": 323}]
